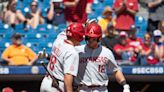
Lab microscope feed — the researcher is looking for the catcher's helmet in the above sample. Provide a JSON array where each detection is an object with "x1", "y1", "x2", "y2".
[
  {"x1": 66, "y1": 23, "x2": 85, "y2": 42},
  {"x1": 85, "y1": 23, "x2": 102, "y2": 38}
]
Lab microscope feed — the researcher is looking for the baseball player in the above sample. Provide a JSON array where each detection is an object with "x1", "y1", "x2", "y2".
[
  {"x1": 75, "y1": 23, "x2": 130, "y2": 92},
  {"x1": 40, "y1": 23, "x2": 85, "y2": 92}
]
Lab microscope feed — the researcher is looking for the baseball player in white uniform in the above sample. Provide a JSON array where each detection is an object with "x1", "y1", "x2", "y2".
[
  {"x1": 40, "y1": 23, "x2": 85, "y2": 92},
  {"x1": 75, "y1": 23, "x2": 130, "y2": 92}
]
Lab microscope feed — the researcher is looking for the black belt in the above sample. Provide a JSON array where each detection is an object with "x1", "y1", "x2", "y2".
[{"x1": 45, "y1": 74, "x2": 63, "y2": 82}]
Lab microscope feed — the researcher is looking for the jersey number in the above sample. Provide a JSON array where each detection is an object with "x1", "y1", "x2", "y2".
[
  {"x1": 49, "y1": 55, "x2": 57, "y2": 71},
  {"x1": 98, "y1": 65, "x2": 105, "y2": 73}
]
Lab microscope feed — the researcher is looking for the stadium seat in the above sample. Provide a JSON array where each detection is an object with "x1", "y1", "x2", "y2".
[
  {"x1": 25, "y1": 33, "x2": 45, "y2": 42},
  {"x1": 39, "y1": 41, "x2": 53, "y2": 49},
  {"x1": 0, "y1": 34, "x2": 4, "y2": 41},
  {"x1": 92, "y1": 3, "x2": 104, "y2": 12},
  {"x1": 36, "y1": 24, "x2": 47, "y2": 33},
  {"x1": 25, "y1": 41, "x2": 39, "y2": 53},
  {"x1": 135, "y1": 16, "x2": 148, "y2": 32},
  {"x1": 57, "y1": 24, "x2": 67, "y2": 33},
  {"x1": 47, "y1": 33, "x2": 58, "y2": 41},
  {"x1": 15, "y1": 23, "x2": 24, "y2": 30},
  {"x1": 43, "y1": 0, "x2": 50, "y2": 5},
  {"x1": 23, "y1": 0, "x2": 32, "y2": 7},
  {"x1": 0, "y1": 19, "x2": 2, "y2": 24},
  {"x1": 88, "y1": 12, "x2": 98, "y2": 19},
  {"x1": 16, "y1": 0, "x2": 24, "y2": 10},
  {"x1": 0, "y1": 41, "x2": 11, "y2": 48},
  {"x1": 4, "y1": 33, "x2": 14, "y2": 39},
  {"x1": 103, "y1": 0, "x2": 114, "y2": 6}
]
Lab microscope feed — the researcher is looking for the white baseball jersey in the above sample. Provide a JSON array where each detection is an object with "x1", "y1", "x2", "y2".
[
  {"x1": 75, "y1": 45, "x2": 120, "y2": 86},
  {"x1": 40, "y1": 31, "x2": 70, "y2": 92},
  {"x1": 47, "y1": 39, "x2": 79, "y2": 81}
]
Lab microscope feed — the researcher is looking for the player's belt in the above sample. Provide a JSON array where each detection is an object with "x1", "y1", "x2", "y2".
[
  {"x1": 79, "y1": 84, "x2": 107, "y2": 88},
  {"x1": 45, "y1": 74, "x2": 63, "y2": 82}
]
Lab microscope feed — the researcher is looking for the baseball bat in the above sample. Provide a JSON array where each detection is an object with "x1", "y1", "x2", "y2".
[{"x1": 40, "y1": 61, "x2": 62, "y2": 92}]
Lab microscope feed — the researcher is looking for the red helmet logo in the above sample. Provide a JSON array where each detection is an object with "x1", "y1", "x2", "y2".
[{"x1": 85, "y1": 23, "x2": 102, "y2": 38}]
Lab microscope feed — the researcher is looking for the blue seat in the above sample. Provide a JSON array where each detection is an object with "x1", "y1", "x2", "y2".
[
  {"x1": 88, "y1": 12, "x2": 98, "y2": 19},
  {"x1": 135, "y1": 16, "x2": 148, "y2": 32},
  {"x1": 16, "y1": 0, "x2": 24, "y2": 10},
  {"x1": 57, "y1": 24, "x2": 67, "y2": 34},
  {"x1": 15, "y1": 30, "x2": 29, "y2": 34},
  {"x1": 36, "y1": 24, "x2": 48, "y2": 33},
  {"x1": 4, "y1": 33, "x2": 14, "y2": 39},
  {"x1": 103, "y1": 0, "x2": 113, "y2": 6},
  {"x1": 47, "y1": 33, "x2": 58, "y2": 40},
  {"x1": 0, "y1": 33, "x2": 4, "y2": 41},
  {"x1": 0, "y1": 20, "x2": 2, "y2": 24},
  {"x1": 39, "y1": 41, "x2": 53, "y2": 49},
  {"x1": 26, "y1": 33, "x2": 45, "y2": 42},
  {"x1": 15, "y1": 23, "x2": 24, "y2": 30},
  {"x1": 43, "y1": 0, "x2": 50, "y2": 5},
  {"x1": 92, "y1": 3, "x2": 104, "y2": 11},
  {"x1": 25, "y1": 42, "x2": 39, "y2": 53},
  {"x1": 23, "y1": 0, "x2": 32, "y2": 7},
  {"x1": 0, "y1": 41, "x2": 11, "y2": 48}
]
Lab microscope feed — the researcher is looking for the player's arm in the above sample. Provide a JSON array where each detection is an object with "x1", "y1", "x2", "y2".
[
  {"x1": 64, "y1": 74, "x2": 73, "y2": 92},
  {"x1": 64, "y1": 51, "x2": 79, "y2": 92},
  {"x1": 114, "y1": 70, "x2": 130, "y2": 92},
  {"x1": 108, "y1": 50, "x2": 130, "y2": 92}
]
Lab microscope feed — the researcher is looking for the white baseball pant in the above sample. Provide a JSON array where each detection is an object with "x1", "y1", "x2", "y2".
[{"x1": 40, "y1": 76, "x2": 64, "y2": 92}]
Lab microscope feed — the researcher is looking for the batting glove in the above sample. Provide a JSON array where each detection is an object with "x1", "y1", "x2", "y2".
[
  {"x1": 123, "y1": 84, "x2": 130, "y2": 92},
  {"x1": 38, "y1": 48, "x2": 48, "y2": 59}
]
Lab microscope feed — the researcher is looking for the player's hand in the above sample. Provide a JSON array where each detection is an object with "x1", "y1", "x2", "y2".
[
  {"x1": 123, "y1": 84, "x2": 130, "y2": 92},
  {"x1": 38, "y1": 48, "x2": 48, "y2": 59}
]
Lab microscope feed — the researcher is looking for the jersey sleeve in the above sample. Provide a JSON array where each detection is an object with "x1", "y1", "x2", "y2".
[
  {"x1": 63, "y1": 51, "x2": 79, "y2": 76},
  {"x1": 107, "y1": 49, "x2": 120, "y2": 73}
]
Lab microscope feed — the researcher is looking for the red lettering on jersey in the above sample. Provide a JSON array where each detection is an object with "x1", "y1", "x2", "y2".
[
  {"x1": 98, "y1": 65, "x2": 106, "y2": 73},
  {"x1": 53, "y1": 47, "x2": 60, "y2": 56},
  {"x1": 49, "y1": 55, "x2": 57, "y2": 71},
  {"x1": 79, "y1": 57, "x2": 108, "y2": 64}
]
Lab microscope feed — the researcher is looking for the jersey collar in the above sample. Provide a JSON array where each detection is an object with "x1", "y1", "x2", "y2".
[{"x1": 64, "y1": 39, "x2": 74, "y2": 46}]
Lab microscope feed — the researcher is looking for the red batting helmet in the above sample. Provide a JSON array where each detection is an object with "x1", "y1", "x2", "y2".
[
  {"x1": 66, "y1": 23, "x2": 85, "y2": 42},
  {"x1": 85, "y1": 23, "x2": 102, "y2": 38},
  {"x1": 2, "y1": 87, "x2": 14, "y2": 92}
]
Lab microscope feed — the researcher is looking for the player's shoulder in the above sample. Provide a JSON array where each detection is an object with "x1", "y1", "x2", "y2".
[
  {"x1": 75, "y1": 45, "x2": 86, "y2": 52},
  {"x1": 102, "y1": 45, "x2": 112, "y2": 52},
  {"x1": 101, "y1": 45, "x2": 114, "y2": 55}
]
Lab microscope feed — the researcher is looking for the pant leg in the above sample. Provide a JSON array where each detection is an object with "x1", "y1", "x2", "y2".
[
  {"x1": 40, "y1": 76, "x2": 64, "y2": 92},
  {"x1": 53, "y1": 81, "x2": 65, "y2": 92},
  {"x1": 40, "y1": 76, "x2": 55, "y2": 92}
]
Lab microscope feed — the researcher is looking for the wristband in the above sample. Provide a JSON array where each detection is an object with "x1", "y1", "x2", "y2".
[{"x1": 121, "y1": 80, "x2": 127, "y2": 86}]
